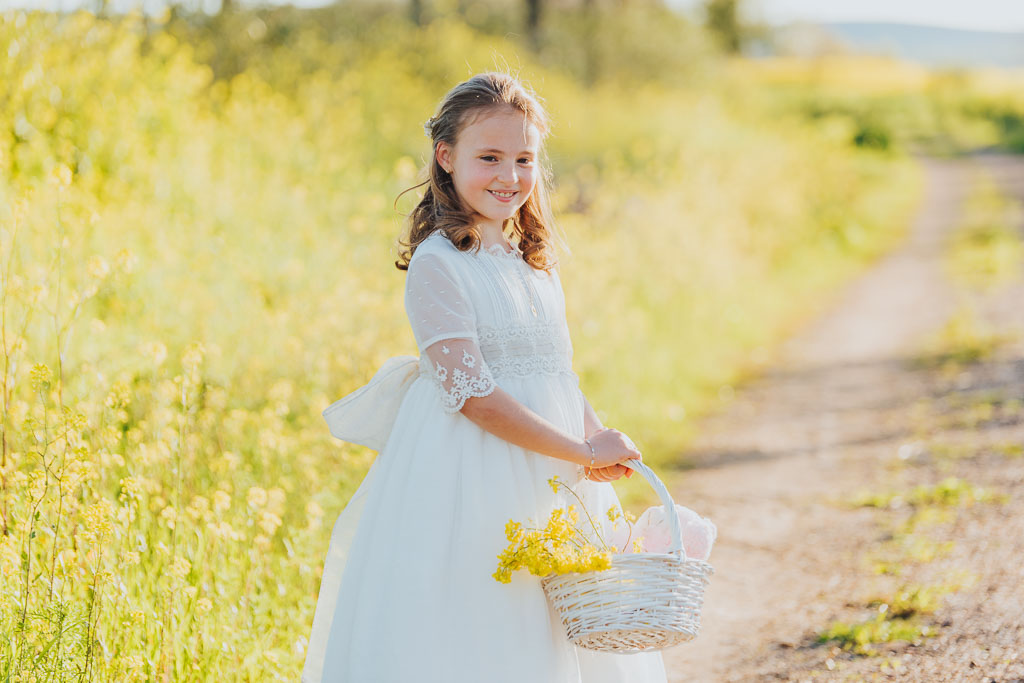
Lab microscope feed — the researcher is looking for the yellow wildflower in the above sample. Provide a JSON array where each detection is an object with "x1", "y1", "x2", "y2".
[
  {"x1": 186, "y1": 495, "x2": 210, "y2": 522},
  {"x1": 169, "y1": 556, "x2": 191, "y2": 581},
  {"x1": 213, "y1": 489, "x2": 232, "y2": 512},
  {"x1": 119, "y1": 477, "x2": 142, "y2": 504},
  {"x1": 87, "y1": 255, "x2": 110, "y2": 280},
  {"x1": 49, "y1": 163, "x2": 72, "y2": 188},
  {"x1": 114, "y1": 247, "x2": 138, "y2": 274},
  {"x1": 258, "y1": 510, "x2": 282, "y2": 536},
  {"x1": 568, "y1": 505, "x2": 579, "y2": 525},
  {"x1": 181, "y1": 342, "x2": 206, "y2": 374},
  {"x1": 267, "y1": 487, "x2": 286, "y2": 515},
  {"x1": 246, "y1": 486, "x2": 268, "y2": 508},
  {"x1": 29, "y1": 363, "x2": 51, "y2": 391},
  {"x1": 306, "y1": 500, "x2": 324, "y2": 520},
  {"x1": 138, "y1": 341, "x2": 167, "y2": 367},
  {"x1": 159, "y1": 505, "x2": 177, "y2": 529},
  {"x1": 81, "y1": 498, "x2": 115, "y2": 541},
  {"x1": 207, "y1": 520, "x2": 242, "y2": 541},
  {"x1": 504, "y1": 520, "x2": 523, "y2": 542},
  {"x1": 104, "y1": 380, "x2": 131, "y2": 409}
]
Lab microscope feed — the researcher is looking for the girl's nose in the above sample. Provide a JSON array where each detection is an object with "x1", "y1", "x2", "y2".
[{"x1": 497, "y1": 162, "x2": 518, "y2": 184}]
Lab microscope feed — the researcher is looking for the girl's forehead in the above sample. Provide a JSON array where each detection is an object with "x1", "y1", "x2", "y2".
[{"x1": 457, "y1": 108, "x2": 541, "y2": 151}]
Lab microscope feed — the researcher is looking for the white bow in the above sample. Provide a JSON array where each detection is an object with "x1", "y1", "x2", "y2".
[{"x1": 322, "y1": 355, "x2": 421, "y2": 451}]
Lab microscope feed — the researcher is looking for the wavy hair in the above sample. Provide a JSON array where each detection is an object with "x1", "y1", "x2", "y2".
[{"x1": 394, "y1": 72, "x2": 564, "y2": 273}]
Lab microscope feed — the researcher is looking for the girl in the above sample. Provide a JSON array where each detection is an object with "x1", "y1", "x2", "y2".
[{"x1": 303, "y1": 72, "x2": 668, "y2": 682}]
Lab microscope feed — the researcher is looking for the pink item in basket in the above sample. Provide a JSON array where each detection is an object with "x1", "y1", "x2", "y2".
[
  {"x1": 608, "y1": 518, "x2": 632, "y2": 553},
  {"x1": 632, "y1": 504, "x2": 717, "y2": 559}
]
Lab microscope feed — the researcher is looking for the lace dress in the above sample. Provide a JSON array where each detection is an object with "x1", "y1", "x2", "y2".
[{"x1": 302, "y1": 231, "x2": 667, "y2": 683}]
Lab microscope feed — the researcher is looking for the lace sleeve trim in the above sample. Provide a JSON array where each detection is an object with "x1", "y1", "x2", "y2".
[
  {"x1": 437, "y1": 362, "x2": 497, "y2": 413},
  {"x1": 424, "y1": 339, "x2": 498, "y2": 414}
]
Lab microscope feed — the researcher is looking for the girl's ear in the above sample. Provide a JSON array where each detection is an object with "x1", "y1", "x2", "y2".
[{"x1": 435, "y1": 142, "x2": 453, "y2": 174}]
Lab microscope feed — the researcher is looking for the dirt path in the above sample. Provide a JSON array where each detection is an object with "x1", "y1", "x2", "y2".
[{"x1": 658, "y1": 152, "x2": 1024, "y2": 682}]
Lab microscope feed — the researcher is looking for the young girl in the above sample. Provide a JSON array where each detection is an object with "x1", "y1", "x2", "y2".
[{"x1": 302, "y1": 72, "x2": 668, "y2": 682}]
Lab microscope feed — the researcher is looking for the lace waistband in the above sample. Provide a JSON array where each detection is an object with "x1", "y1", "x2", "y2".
[{"x1": 418, "y1": 321, "x2": 577, "y2": 381}]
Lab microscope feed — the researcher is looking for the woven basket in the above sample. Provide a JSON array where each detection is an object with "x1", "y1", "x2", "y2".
[{"x1": 541, "y1": 458, "x2": 714, "y2": 653}]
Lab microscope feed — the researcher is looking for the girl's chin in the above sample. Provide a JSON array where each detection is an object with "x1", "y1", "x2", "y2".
[{"x1": 477, "y1": 208, "x2": 519, "y2": 222}]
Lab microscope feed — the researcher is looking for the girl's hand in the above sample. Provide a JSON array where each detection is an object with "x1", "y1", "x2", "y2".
[
  {"x1": 585, "y1": 463, "x2": 633, "y2": 482},
  {"x1": 586, "y1": 428, "x2": 641, "y2": 471}
]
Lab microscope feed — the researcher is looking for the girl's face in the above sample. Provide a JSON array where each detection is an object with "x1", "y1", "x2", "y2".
[{"x1": 435, "y1": 107, "x2": 541, "y2": 236}]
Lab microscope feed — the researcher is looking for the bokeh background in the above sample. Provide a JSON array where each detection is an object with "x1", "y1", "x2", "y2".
[{"x1": 1, "y1": 0, "x2": 1023, "y2": 679}]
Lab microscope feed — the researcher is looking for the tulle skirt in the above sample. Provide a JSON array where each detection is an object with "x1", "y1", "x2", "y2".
[{"x1": 302, "y1": 370, "x2": 667, "y2": 683}]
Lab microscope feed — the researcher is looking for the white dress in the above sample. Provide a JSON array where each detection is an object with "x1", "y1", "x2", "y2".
[{"x1": 302, "y1": 231, "x2": 667, "y2": 683}]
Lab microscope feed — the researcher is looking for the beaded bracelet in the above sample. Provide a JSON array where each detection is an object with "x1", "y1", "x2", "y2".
[{"x1": 584, "y1": 438, "x2": 596, "y2": 478}]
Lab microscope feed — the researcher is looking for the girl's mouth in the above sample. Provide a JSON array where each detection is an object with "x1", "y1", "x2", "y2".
[{"x1": 488, "y1": 190, "x2": 518, "y2": 202}]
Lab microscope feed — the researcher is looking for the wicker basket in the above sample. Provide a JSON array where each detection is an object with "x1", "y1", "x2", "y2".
[{"x1": 541, "y1": 458, "x2": 714, "y2": 653}]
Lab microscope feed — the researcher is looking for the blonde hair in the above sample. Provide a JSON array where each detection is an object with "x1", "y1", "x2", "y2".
[{"x1": 394, "y1": 72, "x2": 563, "y2": 272}]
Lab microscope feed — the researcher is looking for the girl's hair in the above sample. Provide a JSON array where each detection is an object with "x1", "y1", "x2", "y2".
[{"x1": 394, "y1": 71, "x2": 564, "y2": 273}]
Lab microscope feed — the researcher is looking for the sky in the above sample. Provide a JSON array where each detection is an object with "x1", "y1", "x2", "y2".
[
  {"x1": 691, "y1": 0, "x2": 1024, "y2": 33},
  {"x1": 3, "y1": 0, "x2": 1024, "y2": 34}
]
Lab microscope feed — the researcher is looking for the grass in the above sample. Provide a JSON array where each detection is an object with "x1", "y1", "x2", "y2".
[
  {"x1": 945, "y1": 169, "x2": 1024, "y2": 290},
  {"x1": 914, "y1": 303, "x2": 1013, "y2": 372},
  {"x1": 817, "y1": 574, "x2": 975, "y2": 656},
  {"x1": 849, "y1": 476, "x2": 1004, "y2": 510},
  {"x1": 818, "y1": 609, "x2": 938, "y2": 656}
]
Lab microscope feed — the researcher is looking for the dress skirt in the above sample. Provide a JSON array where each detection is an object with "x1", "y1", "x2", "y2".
[{"x1": 302, "y1": 368, "x2": 668, "y2": 683}]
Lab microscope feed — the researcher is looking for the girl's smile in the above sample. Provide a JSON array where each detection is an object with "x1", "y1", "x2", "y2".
[{"x1": 488, "y1": 190, "x2": 518, "y2": 202}]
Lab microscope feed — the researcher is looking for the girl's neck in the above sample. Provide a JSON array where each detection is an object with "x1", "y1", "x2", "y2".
[{"x1": 477, "y1": 221, "x2": 511, "y2": 249}]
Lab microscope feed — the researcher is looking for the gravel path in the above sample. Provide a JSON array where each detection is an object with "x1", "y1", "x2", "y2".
[{"x1": 658, "y1": 152, "x2": 1024, "y2": 682}]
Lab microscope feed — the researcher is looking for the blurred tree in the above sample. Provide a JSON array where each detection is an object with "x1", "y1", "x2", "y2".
[
  {"x1": 410, "y1": 0, "x2": 424, "y2": 25},
  {"x1": 526, "y1": 0, "x2": 542, "y2": 47},
  {"x1": 703, "y1": 0, "x2": 743, "y2": 54}
]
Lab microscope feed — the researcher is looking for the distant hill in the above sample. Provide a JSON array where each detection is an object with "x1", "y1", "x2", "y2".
[{"x1": 820, "y1": 22, "x2": 1024, "y2": 69}]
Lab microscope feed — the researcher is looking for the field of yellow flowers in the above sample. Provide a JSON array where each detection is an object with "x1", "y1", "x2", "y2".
[{"x1": 4, "y1": 6, "x2": 1010, "y2": 680}]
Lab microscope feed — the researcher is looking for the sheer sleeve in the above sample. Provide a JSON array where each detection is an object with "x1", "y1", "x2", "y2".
[{"x1": 405, "y1": 250, "x2": 497, "y2": 414}]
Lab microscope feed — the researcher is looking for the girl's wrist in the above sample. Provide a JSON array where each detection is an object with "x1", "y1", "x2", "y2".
[{"x1": 582, "y1": 437, "x2": 596, "y2": 473}]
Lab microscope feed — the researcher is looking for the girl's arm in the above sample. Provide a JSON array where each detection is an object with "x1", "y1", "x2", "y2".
[
  {"x1": 459, "y1": 387, "x2": 640, "y2": 469},
  {"x1": 582, "y1": 392, "x2": 604, "y2": 439}
]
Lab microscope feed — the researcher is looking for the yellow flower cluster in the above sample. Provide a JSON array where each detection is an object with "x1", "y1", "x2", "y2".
[
  {"x1": 493, "y1": 505, "x2": 612, "y2": 584},
  {"x1": 493, "y1": 476, "x2": 617, "y2": 584}
]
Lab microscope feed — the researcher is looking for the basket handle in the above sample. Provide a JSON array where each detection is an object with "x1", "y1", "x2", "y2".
[{"x1": 620, "y1": 458, "x2": 685, "y2": 557}]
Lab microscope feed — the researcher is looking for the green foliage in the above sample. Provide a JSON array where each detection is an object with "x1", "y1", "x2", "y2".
[
  {"x1": 818, "y1": 611, "x2": 937, "y2": 655},
  {"x1": 916, "y1": 305, "x2": 1009, "y2": 371},
  {"x1": 818, "y1": 577, "x2": 970, "y2": 655},
  {"x1": 850, "y1": 476, "x2": 1003, "y2": 509},
  {"x1": 946, "y1": 171, "x2": 1024, "y2": 290},
  {"x1": 852, "y1": 118, "x2": 892, "y2": 150},
  {"x1": 702, "y1": 0, "x2": 743, "y2": 54},
  {"x1": 739, "y1": 58, "x2": 1024, "y2": 156}
]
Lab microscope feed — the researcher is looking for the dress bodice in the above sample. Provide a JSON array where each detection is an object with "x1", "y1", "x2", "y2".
[{"x1": 405, "y1": 232, "x2": 578, "y2": 412}]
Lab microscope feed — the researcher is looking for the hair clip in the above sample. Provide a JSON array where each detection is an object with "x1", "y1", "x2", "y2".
[{"x1": 423, "y1": 117, "x2": 434, "y2": 138}]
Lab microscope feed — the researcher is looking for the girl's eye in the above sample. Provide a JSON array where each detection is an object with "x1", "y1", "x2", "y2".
[{"x1": 480, "y1": 156, "x2": 533, "y2": 164}]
